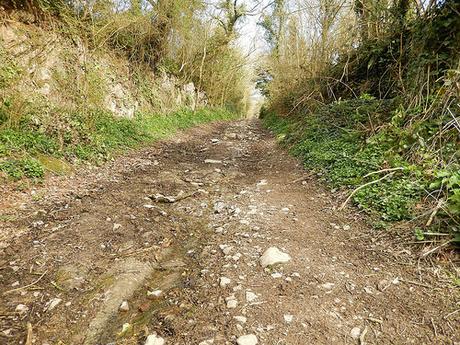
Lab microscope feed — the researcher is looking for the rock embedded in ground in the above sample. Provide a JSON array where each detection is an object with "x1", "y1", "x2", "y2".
[
  {"x1": 220, "y1": 276, "x2": 231, "y2": 287},
  {"x1": 119, "y1": 301, "x2": 129, "y2": 312},
  {"x1": 236, "y1": 334, "x2": 258, "y2": 345},
  {"x1": 145, "y1": 334, "x2": 165, "y2": 345},
  {"x1": 260, "y1": 247, "x2": 291, "y2": 267},
  {"x1": 320, "y1": 282, "x2": 335, "y2": 290},
  {"x1": 46, "y1": 298, "x2": 62, "y2": 312},
  {"x1": 198, "y1": 339, "x2": 214, "y2": 345},
  {"x1": 284, "y1": 314, "x2": 294, "y2": 323},
  {"x1": 15, "y1": 304, "x2": 29, "y2": 314},
  {"x1": 234, "y1": 316, "x2": 247, "y2": 323},
  {"x1": 204, "y1": 159, "x2": 223, "y2": 164},
  {"x1": 226, "y1": 295, "x2": 238, "y2": 309},
  {"x1": 350, "y1": 327, "x2": 361, "y2": 339},
  {"x1": 147, "y1": 289, "x2": 162, "y2": 298},
  {"x1": 245, "y1": 291, "x2": 258, "y2": 302},
  {"x1": 214, "y1": 201, "x2": 226, "y2": 213}
]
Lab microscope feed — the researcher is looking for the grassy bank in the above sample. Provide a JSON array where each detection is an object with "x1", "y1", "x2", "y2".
[
  {"x1": 262, "y1": 100, "x2": 459, "y2": 243},
  {"x1": 0, "y1": 107, "x2": 238, "y2": 182}
]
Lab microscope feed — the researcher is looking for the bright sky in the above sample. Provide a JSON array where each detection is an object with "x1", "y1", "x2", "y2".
[{"x1": 235, "y1": 0, "x2": 271, "y2": 57}]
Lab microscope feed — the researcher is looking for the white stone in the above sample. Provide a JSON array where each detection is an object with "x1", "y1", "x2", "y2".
[
  {"x1": 321, "y1": 283, "x2": 335, "y2": 290},
  {"x1": 220, "y1": 277, "x2": 231, "y2": 287},
  {"x1": 284, "y1": 314, "x2": 294, "y2": 323},
  {"x1": 15, "y1": 304, "x2": 29, "y2": 314},
  {"x1": 271, "y1": 272, "x2": 283, "y2": 278},
  {"x1": 260, "y1": 247, "x2": 291, "y2": 267},
  {"x1": 343, "y1": 225, "x2": 351, "y2": 231},
  {"x1": 205, "y1": 159, "x2": 222, "y2": 164},
  {"x1": 119, "y1": 301, "x2": 130, "y2": 311},
  {"x1": 113, "y1": 223, "x2": 122, "y2": 231},
  {"x1": 234, "y1": 315, "x2": 247, "y2": 323},
  {"x1": 350, "y1": 327, "x2": 361, "y2": 339},
  {"x1": 226, "y1": 296, "x2": 238, "y2": 309},
  {"x1": 145, "y1": 334, "x2": 165, "y2": 345},
  {"x1": 214, "y1": 202, "x2": 226, "y2": 213},
  {"x1": 199, "y1": 339, "x2": 214, "y2": 345},
  {"x1": 46, "y1": 298, "x2": 62, "y2": 311},
  {"x1": 147, "y1": 290, "x2": 162, "y2": 298},
  {"x1": 245, "y1": 291, "x2": 258, "y2": 302},
  {"x1": 237, "y1": 334, "x2": 258, "y2": 345}
]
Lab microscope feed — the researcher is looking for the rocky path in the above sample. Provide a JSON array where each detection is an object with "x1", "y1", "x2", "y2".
[{"x1": 0, "y1": 120, "x2": 459, "y2": 345}]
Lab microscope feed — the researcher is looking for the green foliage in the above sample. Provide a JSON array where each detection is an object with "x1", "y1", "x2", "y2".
[
  {"x1": 0, "y1": 129, "x2": 59, "y2": 156},
  {"x1": 262, "y1": 99, "x2": 428, "y2": 221},
  {"x1": 0, "y1": 158, "x2": 44, "y2": 180},
  {"x1": 0, "y1": 106, "x2": 237, "y2": 182},
  {"x1": 430, "y1": 168, "x2": 460, "y2": 217}
]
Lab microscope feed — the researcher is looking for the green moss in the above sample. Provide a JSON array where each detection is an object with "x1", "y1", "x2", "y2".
[{"x1": 37, "y1": 154, "x2": 73, "y2": 174}]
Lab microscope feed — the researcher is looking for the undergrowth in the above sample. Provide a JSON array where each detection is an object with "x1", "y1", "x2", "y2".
[
  {"x1": 0, "y1": 107, "x2": 237, "y2": 181},
  {"x1": 262, "y1": 99, "x2": 459, "y2": 242}
]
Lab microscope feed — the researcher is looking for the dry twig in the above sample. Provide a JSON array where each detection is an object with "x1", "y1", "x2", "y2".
[
  {"x1": 339, "y1": 172, "x2": 395, "y2": 210},
  {"x1": 25, "y1": 323, "x2": 33, "y2": 345},
  {"x1": 3, "y1": 270, "x2": 48, "y2": 295}
]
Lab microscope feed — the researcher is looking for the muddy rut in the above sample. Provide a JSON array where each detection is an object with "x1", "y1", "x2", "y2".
[{"x1": 1, "y1": 120, "x2": 459, "y2": 345}]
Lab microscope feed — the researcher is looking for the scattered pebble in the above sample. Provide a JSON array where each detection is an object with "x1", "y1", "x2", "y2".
[
  {"x1": 350, "y1": 327, "x2": 361, "y2": 339},
  {"x1": 147, "y1": 290, "x2": 162, "y2": 298},
  {"x1": 284, "y1": 314, "x2": 294, "y2": 323},
  {"x1": 46, "y1": 298, "x2": 62, "y2": 312},
  {"x1": 15, "y1": 304, "x2": 29, "y2": 314},
  {"x1": 199, "y1": 339, "x2": 214, "y2": 345},
  {"x1": 234, "y1": 315, "x2": 247, "y2": 323},
  {"x1": 119, "y1": 301, "x2": 130, "y2": 312},
  {"x1": 220, "y1": 277, "x2": 231, "y2": 287},
  {"x1": 226, "y1": 296, "x2": 238, "y2": 309},
  {"x1": 205, "y1": 159, "x2": 222, "y2": 164},
  {"x1": 145, "y1": 334, "x2": 165, "y2": 345},
  {"x1": 321, "y1": 283, "x2": 335, "y2": 290},
  {"x1": 245, "y1": 291, "x2": 258, "y2": 302},
  {"x1": 237, "y1": 334, "x2": 258, "y2": 345}
]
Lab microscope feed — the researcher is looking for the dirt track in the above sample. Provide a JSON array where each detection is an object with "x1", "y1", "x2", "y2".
[{"x1": 1, "y1": 120, "x2": 459, "y2": 344}]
